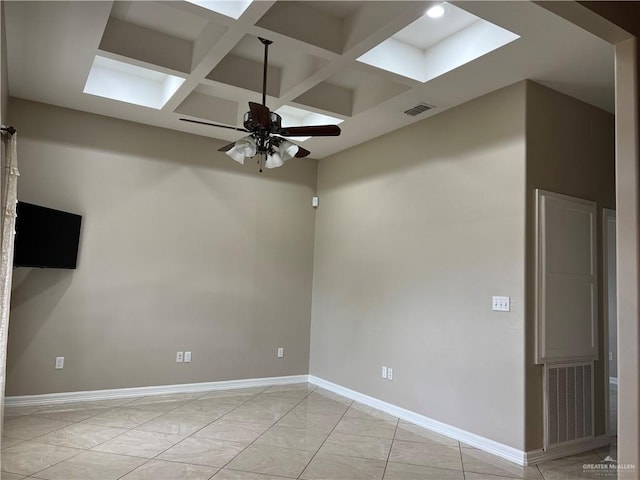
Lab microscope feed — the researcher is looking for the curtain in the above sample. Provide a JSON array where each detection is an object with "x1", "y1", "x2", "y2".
[{"x1": 0, "y1": 130, "x2": 18, "y2": 453}]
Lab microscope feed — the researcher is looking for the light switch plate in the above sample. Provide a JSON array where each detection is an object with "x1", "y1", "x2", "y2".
[{"x1": 492, "y1": 296, "x2": 510, "y2": 312}]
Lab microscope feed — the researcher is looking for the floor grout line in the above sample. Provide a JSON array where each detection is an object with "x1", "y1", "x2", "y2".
[
  {"x1": 381, "y1": 416, "x2": 400, "y2": 479},
  {"x1": 295, "y1": 395, "x2": 354, "y2": 480},
  {"x1": 459, "y1": 440, "x2": 467, "y2": 480}
]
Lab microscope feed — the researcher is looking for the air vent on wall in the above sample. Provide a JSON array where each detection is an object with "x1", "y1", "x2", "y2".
[
  {"x1": 404, "y1": 103, "x2": 434, "y2": 116},
  {"x1": 544, "y1": 363, "x2": 594, "y2": 450}
]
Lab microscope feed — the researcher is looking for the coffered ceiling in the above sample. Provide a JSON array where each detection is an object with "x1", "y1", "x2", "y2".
[{"x1": 5, "y1": 1, "x2": 614, "y2": 159}]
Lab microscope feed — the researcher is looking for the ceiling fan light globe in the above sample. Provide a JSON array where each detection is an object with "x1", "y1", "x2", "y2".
[
  {"x1": 265, "y1": 152, "x2": 284, "y2": 169},
  {"x1": 226, "y1": 146, "x2": 246, "y2": 164},
  {"x1": 238, "y1": 136, "x2": 257, "y2": 157},
  {"x1": 279, "y1": 140, "x2": 299, "y2": 162},
  {"x1": 226, "y1": 136, "x2": 257, "y2": 164}
]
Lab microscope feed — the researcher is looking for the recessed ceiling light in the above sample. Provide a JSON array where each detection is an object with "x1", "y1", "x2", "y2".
[{"x1": 426, "y1": 4, "x2": 445, "y2": 18}]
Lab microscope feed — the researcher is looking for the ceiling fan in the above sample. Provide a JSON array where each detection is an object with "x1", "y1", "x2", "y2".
[{"x1": 180, "y1": 37, "x2": 342, "y2": 171}]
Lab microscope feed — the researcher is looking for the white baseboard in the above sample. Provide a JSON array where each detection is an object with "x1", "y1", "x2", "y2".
[
  {"x1": 609, "y1": 376, "x2": 618, "y2": 385},
  {"x1": 526, "y1": 435, "x2": 613, "y2": 464},
  {"x1": 309, "y1": 376, "x2": 615, "y2": 466},
  {"x1": 4, "y1": 374, "x2": 309, "y2": 407},
  {"x1": 309, "y1": 375, "x2": 527, "y2": 465}
]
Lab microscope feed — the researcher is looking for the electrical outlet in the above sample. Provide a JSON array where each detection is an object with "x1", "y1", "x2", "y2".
[
  {"x1": 55, "y1": 356, "x2": 64, "y2": 369},
  {"x1": 387, "y1": 367, "x2": 393, "y2": 381},
  {"x1": 277, "y1": 347, "x2": 284, "y2": 358},
  {"x1": 184, "y1": 351, "x2": 192, "y2": 363},
  {"x1": 176, "y1": 351, "x2": 184, "y2": 363},
  {"x1": 382, "y1": 366, "x2": 387, "y2": 379}
]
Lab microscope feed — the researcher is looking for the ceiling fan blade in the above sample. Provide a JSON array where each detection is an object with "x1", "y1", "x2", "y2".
[
  {"x1": 248, "y1": 102, "x2": 271, "y2": 130},
  {"x1": 218, "y1": 142, "x2": 237, "y2": 152},
  {"x1": 180, "y1": 118, "x2": 248, "y2": 132},
  {"x1": 295, "y1": 146, "x2": 311, "y2": 158},
  {"x1": 279, "y1": 125, "x2": 341, "y2": 137}
]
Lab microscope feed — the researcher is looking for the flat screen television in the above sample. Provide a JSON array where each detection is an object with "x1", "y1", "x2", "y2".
[{"x1": 13, "y1": 202, "x2": 82, "y2": 269}]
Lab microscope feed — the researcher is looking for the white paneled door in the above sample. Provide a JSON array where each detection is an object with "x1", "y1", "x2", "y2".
[{"x1": 535, "y1": 189, "x2": 598, "y2": 364}]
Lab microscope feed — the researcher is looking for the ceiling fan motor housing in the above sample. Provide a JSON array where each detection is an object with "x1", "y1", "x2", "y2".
[{"x1": 243, "y1": 110, "x2": 282, "y2": 133}]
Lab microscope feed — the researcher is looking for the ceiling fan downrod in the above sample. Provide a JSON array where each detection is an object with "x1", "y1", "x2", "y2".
[{"x1": 259, "y1": 37, "x2": 273, "y2": 107}]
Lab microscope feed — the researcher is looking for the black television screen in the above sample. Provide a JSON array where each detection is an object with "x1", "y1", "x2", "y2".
[{"x1": 13, "y1": 202, "x2": 82, "y2": 269}]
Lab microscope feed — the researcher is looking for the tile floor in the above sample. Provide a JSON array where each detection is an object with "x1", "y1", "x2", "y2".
[{"x1": 1, "y1": 383, "x2": 618, "y2": 480}]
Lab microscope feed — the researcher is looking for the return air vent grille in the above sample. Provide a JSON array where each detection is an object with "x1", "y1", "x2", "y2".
[
  {"x1": 544, "y1": 363, "x2": 593, "y2": 449},
  {"x1": 404, "y1": 103, "x2": 434, "y2": 116}
]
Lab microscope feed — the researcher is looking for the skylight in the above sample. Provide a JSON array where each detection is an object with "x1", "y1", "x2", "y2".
[
  {"x1": 84, "y1": 56, "x2": 185, "y2": 110},
  {"x1": 275, "y1": 105, "x2": 344, "y2": 142},
  {"x1": 357, "y1": 3, "x2": 519, "y2": 83},
  {"x1": 184, "y1": 0, "x2": 253, "y2": 19}
]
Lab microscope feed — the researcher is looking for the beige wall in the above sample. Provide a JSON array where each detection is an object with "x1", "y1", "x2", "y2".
[
  {"x1": 6, "y1": 98, "x2": 316, "y2": 396},
  {"x1": 524, "y1": 81, "x2": 615, "y2": 449},
  {"x1": 0, "y1": 0, "x2": 9, "y2": 450},
  {"x1": 1, "y1": 2, "x2": 7, "y2": 123},
  {"x1": 310, "y1": 83, "x2": 528, "y2": 449}
]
